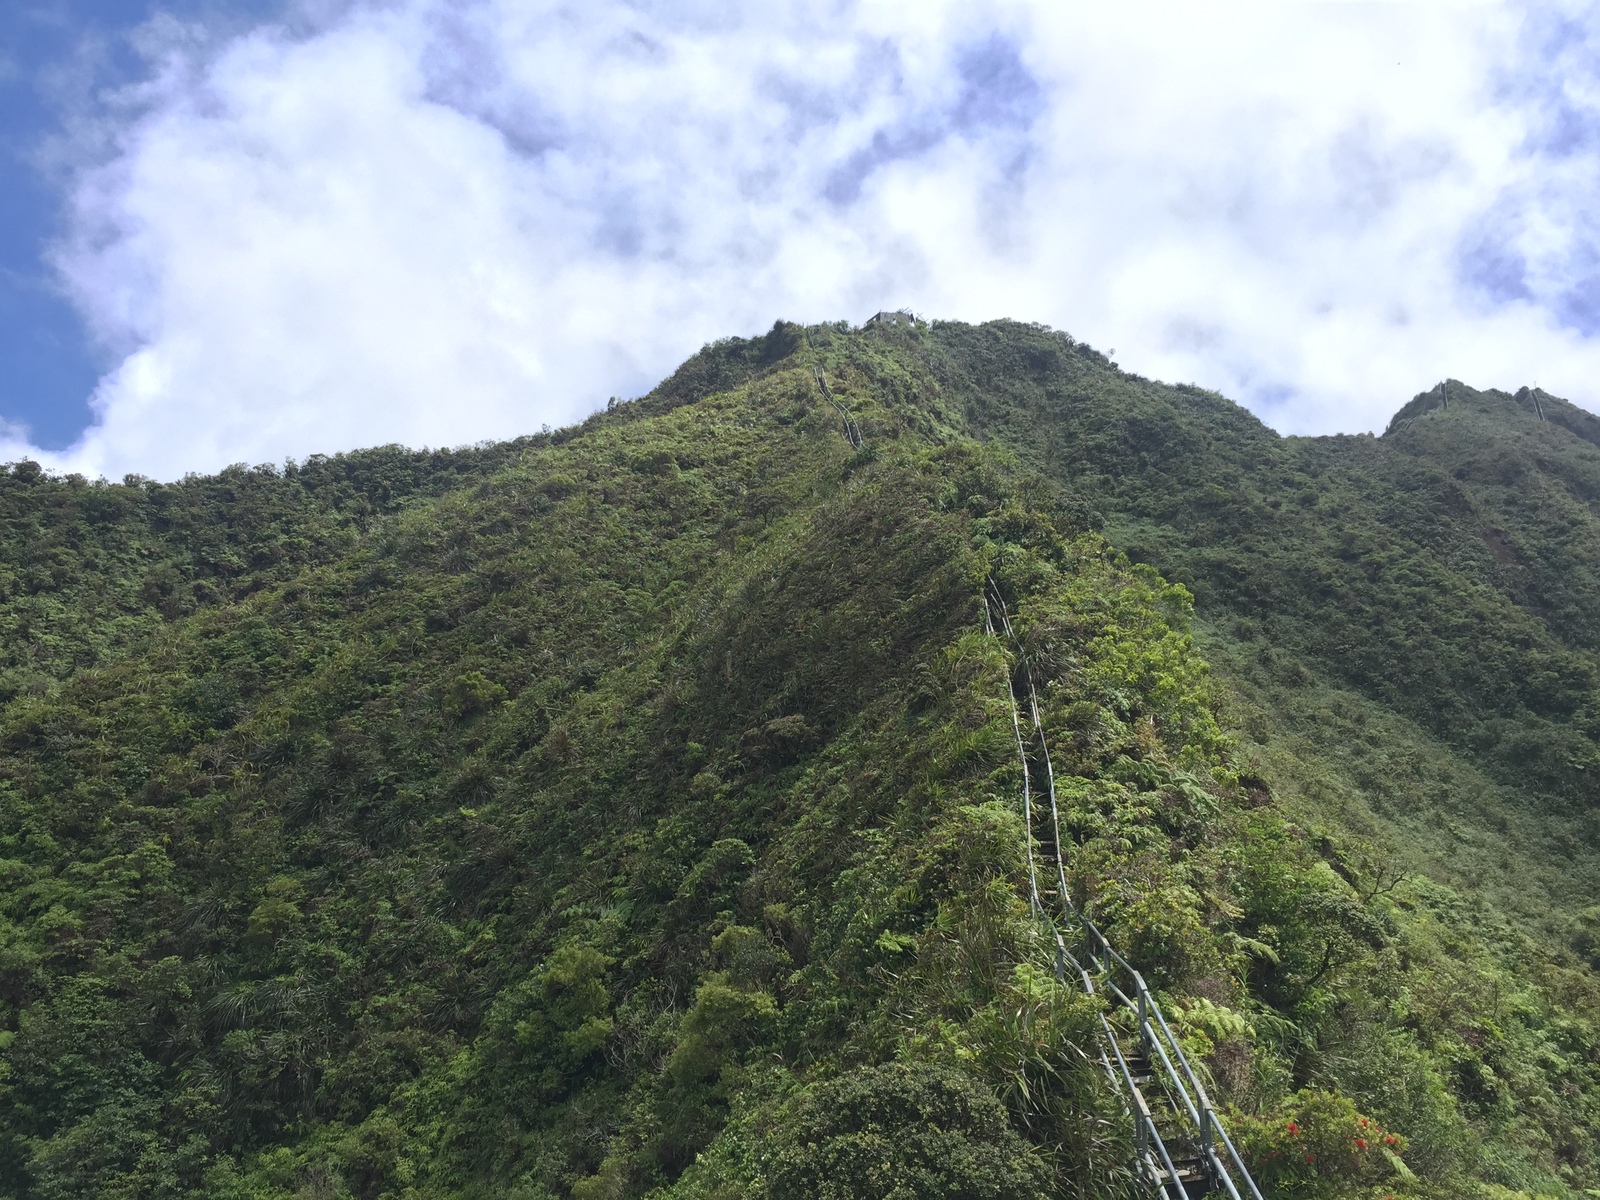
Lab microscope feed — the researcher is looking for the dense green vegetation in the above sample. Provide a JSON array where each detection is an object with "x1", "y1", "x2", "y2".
[
  {"x1": 0, "y1": 318, "x2": 1597, "y2": 1198},
  {"x1": 0, "y1": 440, "x2": 541, "y2": 697}
]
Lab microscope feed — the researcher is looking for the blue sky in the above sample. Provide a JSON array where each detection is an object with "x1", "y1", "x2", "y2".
[
  {"x1": 1, "y1": 1, "x2": 150, "y2": 448},
  {"x1": 0, "y1": 0, "x2": 291, "y2": 448},
  {"x1": 6, "y1": 2, "x2": 1600, "y2": 479}
]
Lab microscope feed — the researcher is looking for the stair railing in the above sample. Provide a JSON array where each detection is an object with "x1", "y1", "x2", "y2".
[
  {"x1": 812, "y1": 366, "x2": 864, "y2": 449},
  {"x1": 986, "y1": 582, "x2": 1266, "y2": 1200}
]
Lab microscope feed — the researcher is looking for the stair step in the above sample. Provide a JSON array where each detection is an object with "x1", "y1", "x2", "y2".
[{"x1": 1152, "y1": 1157, "x2": 1213, "y2": 1198}]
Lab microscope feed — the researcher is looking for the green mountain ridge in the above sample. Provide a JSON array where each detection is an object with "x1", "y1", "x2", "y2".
[{"x1": 0, "y1": 319, "x2": 1596, "y2": 1199}]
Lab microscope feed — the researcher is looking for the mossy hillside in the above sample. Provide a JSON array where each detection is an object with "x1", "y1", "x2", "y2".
[{"x1": 0, "y1": 320, "x2": 1594, "y2": 1198}]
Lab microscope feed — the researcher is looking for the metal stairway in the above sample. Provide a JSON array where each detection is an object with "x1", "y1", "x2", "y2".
[
  {"x1": 984, "y1": 583, "x2": 1266, "y2": 1200},
  {"x1": 812, "y1": 366, "x2": 864, "y2": 449}
]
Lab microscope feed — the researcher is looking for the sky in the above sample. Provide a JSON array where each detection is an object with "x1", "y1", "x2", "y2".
[{"x1": 4, "y1": 0, "x2": 1600, "y2": 480}]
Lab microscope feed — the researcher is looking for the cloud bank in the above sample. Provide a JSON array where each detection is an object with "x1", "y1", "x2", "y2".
[{"x1": 14, "y1": 0, "x2": 1600, "y2": 478}]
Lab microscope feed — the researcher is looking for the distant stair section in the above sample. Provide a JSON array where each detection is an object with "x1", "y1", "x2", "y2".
[
  {"x1": 984, "y1": 582, "x2": 1266, "y2": 1200},
  {"x1": 812, "y1": 366, "x2": 864, "y2": 449}
]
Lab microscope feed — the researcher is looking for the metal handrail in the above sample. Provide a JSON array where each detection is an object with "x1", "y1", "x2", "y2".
[
  {"x1": 986, "y1": 582, "x2": 1266, "y2": 1200},
  {"x1": 1105, "y1": 1014, "x2": 1185, "y2": 1200},
  {"x1": 985, "y1": 593, "x2": 1043, "y2": 917},
  {"x1": 1150, "y1": 1016, "x2": 1263, "y2": 1200},
  {"x1": 812, "y1": 366, "x2": 863, "y2": 448},
  {"x1": 1103, "y1": 966, "x2": 1260, "y2": 1200}
]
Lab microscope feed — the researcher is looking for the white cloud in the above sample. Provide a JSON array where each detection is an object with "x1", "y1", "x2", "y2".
[{"x1": 23, "y1": 0, "x2": 1600, "y2": 477}]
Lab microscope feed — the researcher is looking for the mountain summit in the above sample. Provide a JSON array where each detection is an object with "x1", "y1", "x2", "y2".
[{"x1": 0, "y1": 319, "x2": 1596, "y2": 1198}]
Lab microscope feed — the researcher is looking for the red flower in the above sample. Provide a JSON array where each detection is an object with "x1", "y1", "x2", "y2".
[
  {"x1": 1305, "y1": 1153, "x2": 1314, "y2": 1163},
  {"x1": 1354, "y1": 1138, "x2": 1368, "y2": 1150},
  {"x1": 1383, "y1": 1135, "x2": 1398, "y2": 1146},
  {"x1": 1286, "y1": 1121, "x2": 1300, "y2": 1136}
]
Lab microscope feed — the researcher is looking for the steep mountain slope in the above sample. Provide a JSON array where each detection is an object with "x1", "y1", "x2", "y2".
[
  {"x1": 918, "y1": 328, "x2": 1600, "y2": 933},
  {"x1": 0, "y1": 320, "x2": 1595, "y2": 1200}
]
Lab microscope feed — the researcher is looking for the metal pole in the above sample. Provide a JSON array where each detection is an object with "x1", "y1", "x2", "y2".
[{"x1": 1138, "y1": 985, "x2": 1150, "y2": 1056}]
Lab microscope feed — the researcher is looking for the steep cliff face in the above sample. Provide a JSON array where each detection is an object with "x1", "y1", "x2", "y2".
[{"x1": 0, "y1": 319, "x2": 1595, "y2": 1199}]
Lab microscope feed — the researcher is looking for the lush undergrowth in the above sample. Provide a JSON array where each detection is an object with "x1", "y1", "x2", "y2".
[{"x1": 0, "y1": 320, "x2": 1595, "y2": 1198}]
